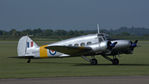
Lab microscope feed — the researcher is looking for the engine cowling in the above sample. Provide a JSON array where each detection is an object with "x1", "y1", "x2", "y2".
[
  {"x1": 89, "y1": 41, "x2": 108, "y2": 53},
  {"x1": 89, "y1": 41, "x2": 117, "y2": 54}
]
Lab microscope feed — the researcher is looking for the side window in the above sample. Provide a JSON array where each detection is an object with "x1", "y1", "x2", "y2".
[
  {"x1": 87, "y1": 42, "x2": 92, "y2": 45},
  {"x1": 68, "y1": 44, "x2": 72, "y2": 46},
  {"x1": 80, "y1": 43, "x2": 85, "y2": 47},
  {"x1": 74, "y1": 43, "x2": 79, "y2": 47},
  {"x1": 98, "y1": 38, "x2": 103, "y2": 42}
]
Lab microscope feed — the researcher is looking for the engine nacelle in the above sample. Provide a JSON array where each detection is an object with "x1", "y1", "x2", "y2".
[{"x1": 89, "y1": 41, "x2": 108, "y2": 53}]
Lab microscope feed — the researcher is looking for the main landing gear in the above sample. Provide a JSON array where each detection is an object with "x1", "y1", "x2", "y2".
[
  {"x1": 112, "y1": 58, "x2": 119, "y2": 65},
  {"x1": 81, "y1": 56, "x2": 98, "y2": 65},
  {"x1": 90, "y1": 59, "x2": 98, "y2": 65},
  {"x1": 103, "y1": 55, "x2": 119, "y2": 65},
  {"x1": 81, "y1": 55, "x2": 119, "y2": 65}
]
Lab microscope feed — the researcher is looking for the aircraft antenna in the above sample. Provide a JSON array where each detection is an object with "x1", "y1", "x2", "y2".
[{"x1": 97, "y1": 24, "x2": 100, "y2": 34}]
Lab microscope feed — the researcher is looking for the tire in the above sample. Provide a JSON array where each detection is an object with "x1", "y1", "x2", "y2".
[
  {"x1": 90, "y1": 59, "x2": 98, "y2": 65},
  {"x1": 112, "y1": 58, "x2": 119, "y2": 65},
  {"x1": 27, "y1": 59, "x2": 31, "y2": 63}
]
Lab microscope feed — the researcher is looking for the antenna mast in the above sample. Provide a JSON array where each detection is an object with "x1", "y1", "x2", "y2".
[{"x1": 97, "y1": 24, "x2": 100, "y2": 34}]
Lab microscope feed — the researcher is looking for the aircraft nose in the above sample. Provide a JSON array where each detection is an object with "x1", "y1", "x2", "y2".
[{"x1": 129, "y1": 40, "x2": 138, "y2": 50}]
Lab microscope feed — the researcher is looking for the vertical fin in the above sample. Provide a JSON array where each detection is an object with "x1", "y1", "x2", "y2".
[{"x1": 17, "y1": 36, "x2": 38, "y2": 56}]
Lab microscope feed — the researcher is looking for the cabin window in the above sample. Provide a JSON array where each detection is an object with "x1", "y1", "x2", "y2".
[
  {"x1": 87, "y1": 42, "x2": 92, "y2": 45},
  {"x1": 74, "y1": 43, "x2": 79, "y2": 47},
  {"x1": 98, "y1": 38, "x2": 103, "y2": 42},
  {"x1": 68, "y1": 44, "x2": 72, "y2": 46},
  {"x1": 98, "y1": 34, "x2": 104, "y2": 36},
  {"x1": 80, "y1": 43, "x2": 85, "y2": 46}
]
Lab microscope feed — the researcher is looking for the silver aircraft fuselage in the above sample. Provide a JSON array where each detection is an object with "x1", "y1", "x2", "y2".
[{"x1": 49, "y1": 34, "x2": 133, "y2": 56}]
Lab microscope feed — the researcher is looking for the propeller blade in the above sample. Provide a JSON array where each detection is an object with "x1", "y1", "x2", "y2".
[
  {"x1": 130, "y1": 40, "x2": 138, "y2": 50},
  {"x1": 134, "y1": 40, "x2": 138, "y2": 44}
]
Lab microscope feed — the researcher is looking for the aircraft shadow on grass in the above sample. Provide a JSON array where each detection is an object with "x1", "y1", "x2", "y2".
[
  {"x1": 74, "y1": 63, "x2": 149, "y2": 66},
  {"x1": 31, "y1": 61, "x2": 149, "y2": 66}
]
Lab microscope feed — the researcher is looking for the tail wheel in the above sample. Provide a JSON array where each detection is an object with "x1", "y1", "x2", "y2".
[
  {"x1": 90, "y1": 59, "x2": 98, "y2": 65},
  {"x1": 27, "y1": 59, "x2": 31, "y2": 63},
  {"x1": 112, "y1": 58, "x2": 119, "y2": 65}
]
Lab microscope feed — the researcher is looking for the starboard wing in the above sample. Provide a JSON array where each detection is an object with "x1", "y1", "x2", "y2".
[{"x1": 45, "y1": 46, "x2": 92, "y2": 56}]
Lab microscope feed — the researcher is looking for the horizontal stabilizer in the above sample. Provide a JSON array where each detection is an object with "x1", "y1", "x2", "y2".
[
  {"x1": 45, "y1": 46, "x2": 92, "y2": 56},
  {"x1": 9, "y1": 56, "x2": 34, "y2": 59}
]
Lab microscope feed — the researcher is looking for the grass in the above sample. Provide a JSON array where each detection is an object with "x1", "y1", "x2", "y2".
[{"x1": 0, "y1": 40, "x2": 149, "y2": 78}]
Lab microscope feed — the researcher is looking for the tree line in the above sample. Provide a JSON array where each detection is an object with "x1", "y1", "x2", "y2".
[
  {"x1": 0, "y1": 27, "x2": 149, "y2": 40},
  {"x1": 0, "y1": 28, "x2": 87, "y2": 40}
]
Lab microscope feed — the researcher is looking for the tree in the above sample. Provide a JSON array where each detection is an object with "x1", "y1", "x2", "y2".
[
  {"x1": 22, "y1": 29, "x2": 32, "y2": 35},
  {"x1": 121, "y1": 32, "x2": 130, "y2": 36},
  {"x1": 33, "y1": 28, "x2": 42, "y2": 36},
  {"x1": 68, "y1": 30, "x2": 75, "y2": 36},
  {"x1": 0, "y1": 30, "x2": 3, "y2": 36},
  {"x1": 9, "y1": 29, "x2": 17, "y2": 36},
  {"x1": 43, "y1": 29, "x2": 53, "y2": 36},
  {"x1": 55, "y1": 30, "x2": 67, "y2": 36}
]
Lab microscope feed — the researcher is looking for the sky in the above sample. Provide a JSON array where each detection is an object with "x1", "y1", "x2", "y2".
[{"x1": 0, "y1": 0, "x2": 149, "y2": 30}]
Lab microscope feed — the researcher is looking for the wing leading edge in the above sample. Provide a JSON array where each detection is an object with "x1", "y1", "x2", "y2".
[{"x1": 45, "y1": 46, "x2": 92, "y2": 56}]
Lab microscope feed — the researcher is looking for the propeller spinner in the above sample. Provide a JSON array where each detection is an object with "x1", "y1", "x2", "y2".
[{"x1": 130, "y1": 40, "x2": 138, "y2": 50}]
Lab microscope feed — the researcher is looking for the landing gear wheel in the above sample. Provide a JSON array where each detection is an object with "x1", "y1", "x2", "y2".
[
  {"x1": 112, "y1": 58, "x2": 119, "y2": 65},
  {"x1": 90, "y1": 59, "x2": 98, "y2": 65}
]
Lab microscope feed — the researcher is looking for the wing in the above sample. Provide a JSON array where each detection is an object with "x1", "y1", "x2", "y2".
[{"x1": 45, "y1": 46, "x2": 92, "y2": 56}]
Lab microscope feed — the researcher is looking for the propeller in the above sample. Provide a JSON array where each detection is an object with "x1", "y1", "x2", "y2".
[
  {"x1": 130, "y1": 40, "x2": 138, "y2": 50},
  {"x1": 107, "y1": 41, "x2": 118, "y2": 50}
]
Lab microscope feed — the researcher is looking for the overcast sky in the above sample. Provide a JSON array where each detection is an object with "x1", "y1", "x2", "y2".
[{"x1": 0, "y1": 0, "x2": 149, "y2": 30}]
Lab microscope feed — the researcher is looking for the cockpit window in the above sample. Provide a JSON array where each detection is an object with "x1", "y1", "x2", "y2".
[
  {"x1": 103, "y1": 37, "x2": 106, "y2": 40},
  {"x1": 98, "y1": 33, "x2": 108, "y2": 41},
  {"x1": 98, "y1": 34, "x2": 104, "y2": 36},
  {"x1": 98, "y1": 38, "x2": 103, "y2": 42}
]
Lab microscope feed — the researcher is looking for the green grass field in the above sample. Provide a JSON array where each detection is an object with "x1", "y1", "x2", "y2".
[{"x1": 0, "y1": 40, "x2": 149, "y2": 78}]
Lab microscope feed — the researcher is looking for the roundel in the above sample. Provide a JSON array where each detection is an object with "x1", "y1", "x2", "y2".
[{"x1": 49, "y1": 50, "x2": 56, "y2": 55}]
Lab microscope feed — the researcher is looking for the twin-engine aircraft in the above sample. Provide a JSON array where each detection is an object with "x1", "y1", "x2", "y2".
[{"x1": 17, "y1": 25, "x2": 138, "y2": 65}]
